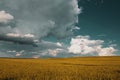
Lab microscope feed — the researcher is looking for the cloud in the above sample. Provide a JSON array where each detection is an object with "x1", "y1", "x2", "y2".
[
  {"x1": 0, "y1": 0, "x2": 81, "y2": 54},
  {"x1": 96, "y1": 46, "x2": 116, "y2": 56},
  {"x1": 0, "y1": 0, "x2": 81, "y2": 39},
  {"x1": 73, "y1": 26, "x2": 80, "y2": 30},
  {"x1": 68, "y1": 35, "x2": 117, "y2": 56},
  {"x1": 7, "y1": 50, "x2": 16, "y2": 53},
  {"x1": 0, "y1": 0, "x2": 118, "y2": 58},
  {"x1": 56, "y1": 42, "x2": 62, "y2": 47},
  {"x1": 0, "y1": 40, "x2": 64, "y2": 58},
  {"x1": 0, "y1": 35, "x2": 117, "y2": 58},
  {"x1": 0, "y1": 33, "x2": 38, "y2": 47},
  {"x1": 6, "y1": 33, "x2": 35, "y2": 38},
  {"x1": 0, "y1": 11, "x2": 14, "y2": 23},
  {"x1": 0, "y1": 10, "x2": 16, "y2": 35},
  {"x1": 48, "y1": 48, "x2": 63, "y2": 57},
  {"x1": 15, "y1": 50, "x2": 24, "y2": 57},
  {"x1": 0, "y1": 51, "x2": 13, "y2": 57},
  {"x1": 0, "y1": 0, "x2": 80, "y2": 37},
  {"x1": 15, "y1": 53, "x2": 22, "y2": 57}
]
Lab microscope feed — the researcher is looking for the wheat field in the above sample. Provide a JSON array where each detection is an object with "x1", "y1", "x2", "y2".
[{"x1": 0, "y1": 56, "x2": 120, "y2": 80}]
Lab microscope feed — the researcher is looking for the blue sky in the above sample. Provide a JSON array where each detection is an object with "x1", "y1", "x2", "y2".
[
  {"x1": 0, "y1": 0, "x2": 119, "y2": 58},
  {"x1": 77, "y1": 0, "x2": 120, "y2": 55}
]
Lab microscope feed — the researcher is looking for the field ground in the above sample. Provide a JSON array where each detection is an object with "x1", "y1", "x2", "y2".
[{"x1": 0, "y1": 56, "x2": 120, "y2": 80}]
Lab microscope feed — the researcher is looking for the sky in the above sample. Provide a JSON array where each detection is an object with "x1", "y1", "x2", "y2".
[
  {"x1": 77, "y1": 0, "x2": 120, "y2": 55},
  {"x1": 0, "y1": 0, "x2": 119, "y2": 58}
]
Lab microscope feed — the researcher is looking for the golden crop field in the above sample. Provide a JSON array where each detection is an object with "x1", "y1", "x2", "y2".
[{"x1": 0, "y1": 56, "x2": 120, "y2": 80}]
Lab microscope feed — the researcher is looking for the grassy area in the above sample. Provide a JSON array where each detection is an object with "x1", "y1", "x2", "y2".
[{"x1": 0, "y1": 56, "x2": 120, "y2": 80}]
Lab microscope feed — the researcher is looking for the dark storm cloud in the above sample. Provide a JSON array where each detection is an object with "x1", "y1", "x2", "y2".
[
  {"x1": 0, "y1": 34, "x2": 38, "y2": 47},
  {"x1": 0, "y1": 0, "x2": 81, "y2": 53},
  {"x1": 0, "y1": 0, "x2": 81, "y2": 58},
  {"x1": 0, "y1": 0, "x2": 81, "y2": 38}
]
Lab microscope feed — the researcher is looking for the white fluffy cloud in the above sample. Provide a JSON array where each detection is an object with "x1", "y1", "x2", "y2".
[
  {"x1": 96, "y1": 46, "x2": 116, "y2": 56},
  {"x1": 0, "y1": 10, "x2": 15, "y2": 34},
  {"x1": 0, "y1": 11, "x2": 14, "y2": 23},
  {"x1": 48, "y1": 48, "x2": 63, "y2": 57},
  {"x1": 56, "y1": 42, "x2": 62, "y2": 47},
  {"x1": 68, "y1": 35, "x2": 117, "y2": 56},
  {"x1": 6, "y1": 33, "x2": 35, "y2": 38}
]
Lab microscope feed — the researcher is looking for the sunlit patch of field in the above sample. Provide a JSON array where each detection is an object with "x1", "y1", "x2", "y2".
[{"x1": 0, "y1": 56, "x2": 120, "y2": 80}]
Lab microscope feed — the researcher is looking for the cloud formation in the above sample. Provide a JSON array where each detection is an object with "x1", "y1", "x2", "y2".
[
  {"x1": 0, "y1": 0, "x2": 81, "y2": 57},
  {"x1": 0, "y1": 10, "x2": 15, "y2": 34},
  {"x1": 68, "y1": 35, "x2": 117, "y2": 56},
  {"x1": 0, "y1": 33, "x2": 38, "y2": 47},
  {"x1": 0, "y1": 0, "x2": 117, "y2": 58},
  {"x1": 0, "y1": 0, "x2": 81, "y2": 38},
  {"x1": 6, "y1": 33, "x2": 35, "y2": 38},
  {"x1": 0, "y1": 11, "x2": 14, "y2": 23}
]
